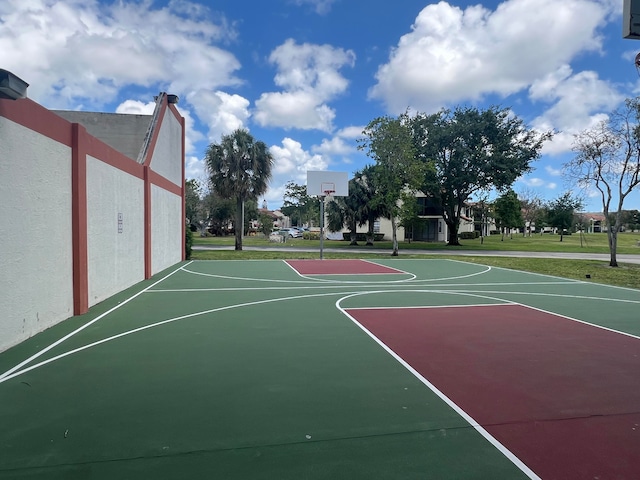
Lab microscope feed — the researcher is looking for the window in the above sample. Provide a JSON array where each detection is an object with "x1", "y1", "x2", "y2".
[{"x1": 416, "y1": 197, "x2": 442, "y2": 216}]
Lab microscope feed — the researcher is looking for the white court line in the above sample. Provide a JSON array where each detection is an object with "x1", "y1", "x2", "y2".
[
  {"x1": 441, "y1": 288, "x2": 640, "y2": 306},
  {"x1": 514, "y1": 301, "x2": 640, "y2": 341},
  {"x1": 181, "y1": 266, "x2": 319, "y2": 284},
  {"x1": 147, "y1": 280, "x2": 577, "y2": 293},
  {"x1": 0, "y1": 290, "x2": 358, "y2": 384},
  {"x1": 185, "y1": 259, "x2": 491, "y2": 285},
  {"x1": 345, "y1": 303, "x2": 509, "y2": 311},
  {"x1": 362, "y1": 259, "x2": 412, "y2": 275},
  {"x1": 335, "y1": 292, "x2": 540, "y2": 480},
  {"x1": 282, "y1": 259, "x2": 417, "y2": 283},
  {"x1": 0, "y1": 261, "x2": 193, "y2": 382}
]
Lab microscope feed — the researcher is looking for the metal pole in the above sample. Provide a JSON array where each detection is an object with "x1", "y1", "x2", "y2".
[{"x1": 320, "y1": 195, "x2": 325, "y2": 260}]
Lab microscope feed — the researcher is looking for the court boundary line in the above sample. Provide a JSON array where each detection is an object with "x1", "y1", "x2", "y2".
[
  {"x1": 443, "y1": 288, "x2": 640, "y2": 306},
  {"x1": 446, "y1": 258, "x2": 640, "y2": 292},
  {"x1": 345, "y1": 303, "x2": 509, "y2": 311},
  {"x1": 336, "y1": 293, "x2": 541, "y2": 480},
  {"x1": 185, "y1": 259, "x2": 493, "y2": 285},
  {"x1": 147, "y1": 280, "x2": 578, "y2": 293},
  {"x1": 0, "y1": 261, "x2": 193, "y2": 382},
  {"x1": 282, "y1": 259, "x2": 417, "y2": 283},
  {"x1": 0, "y1": 289, "x2": 371, "y2": 384}
]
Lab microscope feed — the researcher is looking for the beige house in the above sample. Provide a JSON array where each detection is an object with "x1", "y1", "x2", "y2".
[{"x1": 328, "y1": 192, "x2": 488, "y2": 243}]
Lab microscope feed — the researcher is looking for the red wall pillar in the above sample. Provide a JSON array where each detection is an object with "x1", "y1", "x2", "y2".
[
  {"x1": 144, "y1": 165, "x2": 152, "y2": 279},
  {"x1": 71, "y1": 123, "x2": 89, "y2": 314}
]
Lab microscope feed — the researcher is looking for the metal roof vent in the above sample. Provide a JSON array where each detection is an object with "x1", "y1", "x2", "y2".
[{"x1": 0, "y1": 69, "x2": 28, "y2": 100}]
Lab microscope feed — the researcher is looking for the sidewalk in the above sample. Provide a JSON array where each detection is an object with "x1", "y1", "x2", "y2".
[{"x1": 193, "y1": 245, "x2": 640, "y2": 265}]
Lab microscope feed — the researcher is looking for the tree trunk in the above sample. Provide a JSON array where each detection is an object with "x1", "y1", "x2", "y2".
[
  {"x1": 446, "y1": 217, "x2": 461, "y2": 246},
  {"x1": 391, "y1": 215, "x2": 399, "y2": 256},
  {"x1": 235, "y1": 198, "x2": 243, "y2": 251},
  {"x1": 366, "y1": 216, "x2": 375, "y2": 246},
  {"x1": 608, "y1": 229, "x2": 619, "y2": 267},
  {"x1": 349, "y1": 218, "x2": 358, "y2": 245}
]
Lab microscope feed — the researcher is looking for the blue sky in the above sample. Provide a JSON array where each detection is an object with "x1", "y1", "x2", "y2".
[{"x1": 1, "y1": 0, "x2": 637, "y2": 212}]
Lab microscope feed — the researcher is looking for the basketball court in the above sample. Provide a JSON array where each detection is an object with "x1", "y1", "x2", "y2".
[{"x1": 1, "y1": 258, "x2": 639, "y2": 479}]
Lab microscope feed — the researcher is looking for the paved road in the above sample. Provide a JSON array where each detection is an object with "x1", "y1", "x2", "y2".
[{"x1": 194, "y1": 245, "x2": 640, "y2": 265}]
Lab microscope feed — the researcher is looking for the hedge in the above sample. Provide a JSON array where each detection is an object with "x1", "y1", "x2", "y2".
[{"x1": 341, "y1": 233, "x2": 385, "y2": 241}]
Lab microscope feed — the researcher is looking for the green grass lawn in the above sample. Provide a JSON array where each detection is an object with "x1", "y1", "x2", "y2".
[
  {"x1": 194, "y1": 231, "x2": 640, "y2": 254},
  {"x1": 191, "y1": 232, "x2": 640, "y2": 290}
]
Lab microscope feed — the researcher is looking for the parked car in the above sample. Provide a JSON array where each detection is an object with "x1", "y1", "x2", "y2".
[
  {"x1": 278, "y1": 228, "x2": 302, "y2": 238},
  {"x1": 269, "y1": 231, "x2": 286, "y2": 242}
]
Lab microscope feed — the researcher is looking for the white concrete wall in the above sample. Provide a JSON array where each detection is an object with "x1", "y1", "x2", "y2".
[
  {"x1": 0, "y1": 117, "x2": 74, "y2": 352},
  {"x1": 150, "y1": 110, "x2": 182, "y2": 185},
  {"x1": 151, "y1": 184, "x2": 182, "y2": 275},
  {"x1": 86, "y1": 156, "x2": 145, "y2": 306}
]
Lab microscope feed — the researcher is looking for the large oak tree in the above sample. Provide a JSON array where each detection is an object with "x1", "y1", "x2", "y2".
[{"x1": 411, "y1": 106, "x2": 551, "y2": 245}]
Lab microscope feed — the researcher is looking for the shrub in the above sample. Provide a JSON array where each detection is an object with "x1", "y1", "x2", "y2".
[
  {"x1": 303, "y1": 231, "x2": 321, "y2": 240},
  {"x1": 185, "y1": 227, "x2": 193, "y2": 260},
  {"x1": 341, "y1": 233, "x2": 385, "y2": 242},
  {"x1": 458, "y1": 231, "x2": 477, "y2": 239}
]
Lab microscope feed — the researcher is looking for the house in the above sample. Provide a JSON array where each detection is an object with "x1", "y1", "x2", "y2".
[
  {"x1": 327, "y1": 192, "x2": 490, "y2": 242},
  {"x1": 579, "y1": 213, "x2": 606, "y2": 233}
]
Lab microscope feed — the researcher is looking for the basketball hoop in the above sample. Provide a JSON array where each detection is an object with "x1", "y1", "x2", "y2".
[
  {"x1": 635, "y1": 52, "x2": 640, "y2": 76},
  {"x1": 320, "y1": 182, "x2": 335, "y2": 198}
]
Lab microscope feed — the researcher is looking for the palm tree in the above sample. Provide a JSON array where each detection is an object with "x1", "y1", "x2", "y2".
[
  {"x1": 354, "y1": 165, "x2": 386, "y2": 246},
  {"x1": 205, "y1": 129, "x2": 274, "y2": 250},
  {"x1": 326, "y1": 178, "x2": 366, "y2": 245}
]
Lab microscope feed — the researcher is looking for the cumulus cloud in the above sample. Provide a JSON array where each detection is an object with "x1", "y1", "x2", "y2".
[
  {"x1": 369, "y1": 0, "x2": 613, "y2": 113},
  {"x1": 311, "y1": 126, "x2": 365, "y2": 165},
  {"x1": 254, "y1": 39, "x2": 355, "y2": 132},
  {"x1": 0, "y1": 0, "x2": 241, "y2": 109},
  {"x1": 529, "y1": 67, "x2": 623, "y2": 154},
  {"x1": 270, "y1": 137, "x2": 329, "y2": 177},
  {"x1": 188, "y1": 90, "x2": 251, "y2": 142},
  {"x1": 263, "y1": 137, "x2": 330, "y2": 208}
]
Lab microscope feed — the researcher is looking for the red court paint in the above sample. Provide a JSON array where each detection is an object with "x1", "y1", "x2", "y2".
[
  {"x1": 348, "y1": 304, "x2": 640, "y2": 479},
  {"x1": 286, "y1": 259, "x2": 403, "y2": 275}
]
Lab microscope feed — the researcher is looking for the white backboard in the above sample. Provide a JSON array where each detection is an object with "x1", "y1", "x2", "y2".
[{"x1": 306, "y1": 171, "x2": 349, "y2": 197}]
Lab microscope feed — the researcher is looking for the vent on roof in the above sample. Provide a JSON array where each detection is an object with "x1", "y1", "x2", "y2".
[{"x1": 0, "y1": 69, "x2": 28, "y2": 100}]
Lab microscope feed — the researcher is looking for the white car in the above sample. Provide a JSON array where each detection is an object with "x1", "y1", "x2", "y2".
[{"x1": 278, "y1": 228, "x2": 302, "y2": 238}]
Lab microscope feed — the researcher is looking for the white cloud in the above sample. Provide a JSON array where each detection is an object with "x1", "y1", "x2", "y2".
[
  {"x1": 311, "y1": 125, "x2": 364, "y2": 162},
  {"x1": 270, "y1": 137, "x2": 328, "y2": 177},
  {"x1": 254, "y1": 39, "x2": 355, "y2": 132},
  {"x1": 522, "y1": 177, "x2": 546, "y2": 187},
  {"x1": 369, "y1": 0, "x2": 613, "y2": 113},
  {"x1": 337, "y1": 125, "x2": 365, "y2": 139},
  {"x1": 115, "y1": 100, "x2": 156, "y2": 115},
  {"x1": 185, "y1": 155, "x2": 206, "y2": 182},
  {"x1": 290, "y1": 0, "x2": 337, "y2": 15},
  {"x1": 545, "y1": 165, "x2": 563, "y2": 176},
  {"x1": 188, "y1": 90, "x2": 251, "y2": 142},
  {"x1": 0, "y1": 0, "x2": 241, "y2": 109},
  {"x1": 530, "y1": 68, "x2": 623, "y2": 155},
  {"x1": 254, "y1": 91, "x2": 336, "y2": 132}
]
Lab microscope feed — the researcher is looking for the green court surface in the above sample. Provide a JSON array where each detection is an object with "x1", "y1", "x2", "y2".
[{"x1": 1, "y1": 259, "x2": 639, "y2": 479}]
